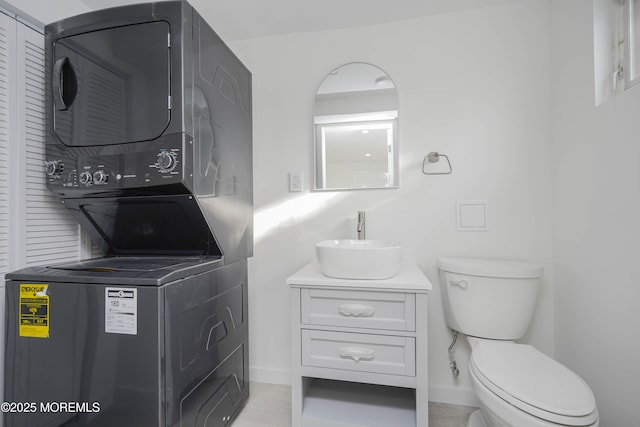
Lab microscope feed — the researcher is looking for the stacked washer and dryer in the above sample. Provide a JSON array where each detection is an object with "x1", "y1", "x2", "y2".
[{"x1": 4, "y1": 2, "x2": 252, "y2": 426}]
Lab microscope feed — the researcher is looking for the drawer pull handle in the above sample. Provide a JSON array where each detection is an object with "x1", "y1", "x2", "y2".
[
  {"x1": 338, "y1": 346, "x2": 375, "y2": 362},
  {"x1": 338, "y1": 304, "x2": 374, "y2": 317}
]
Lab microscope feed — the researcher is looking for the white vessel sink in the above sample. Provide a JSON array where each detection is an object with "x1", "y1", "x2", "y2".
[{"x1": 315, "y1": 239, "x2": 402, "y2": 280}]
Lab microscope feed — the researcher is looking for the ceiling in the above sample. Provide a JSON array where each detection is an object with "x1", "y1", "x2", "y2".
[{"x1": 80, "y1": 0, "x2": 517, "y2": 42}]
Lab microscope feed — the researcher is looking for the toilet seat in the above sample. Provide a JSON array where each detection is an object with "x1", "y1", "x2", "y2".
[{"x1": 470, "y1": 341, "x2": 598, "y2": 426}]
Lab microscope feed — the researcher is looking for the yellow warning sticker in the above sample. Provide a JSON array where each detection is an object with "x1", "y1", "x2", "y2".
[{"x1": 19, "y1": 284, "x2": 49, "y2": 338}]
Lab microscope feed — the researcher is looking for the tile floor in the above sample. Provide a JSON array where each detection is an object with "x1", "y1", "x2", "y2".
[{"x1": 232, "y1": 382, "x2": 476, "y2": 427}]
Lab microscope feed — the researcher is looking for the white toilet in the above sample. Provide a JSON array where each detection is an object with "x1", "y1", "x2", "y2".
[{"x1": 438, "y1": 257, "x2": 599, "y2": 427}]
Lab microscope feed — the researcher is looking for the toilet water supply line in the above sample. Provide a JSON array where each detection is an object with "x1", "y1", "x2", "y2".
[{"x1": 448, "y1": 329, "x2": 460, "y2": 378}]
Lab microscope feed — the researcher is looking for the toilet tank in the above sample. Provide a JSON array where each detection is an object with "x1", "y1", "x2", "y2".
[{"x1": 438, "y1": 257, "x2": 543, "y2": 340}]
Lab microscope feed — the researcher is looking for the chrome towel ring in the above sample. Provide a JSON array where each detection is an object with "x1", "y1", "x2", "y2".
[{"x1": 422, "y1": 152, "x2": 452, "y2": 175}]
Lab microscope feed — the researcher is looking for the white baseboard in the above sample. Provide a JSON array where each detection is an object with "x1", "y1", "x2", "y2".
[
  {"x1": 249, "y1": 366, "x2": 291, "y2": 385},
  {"x1": 428, "y1": 385, "x2": 479, "y2": 407}
]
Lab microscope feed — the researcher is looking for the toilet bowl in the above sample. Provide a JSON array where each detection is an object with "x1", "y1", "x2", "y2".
[
  {"x1": 437, "y1": 257, "x2": 599, "y2": 427},
  {"x1": 467, "y1": 338, "x2": 598, "y2": 427}
]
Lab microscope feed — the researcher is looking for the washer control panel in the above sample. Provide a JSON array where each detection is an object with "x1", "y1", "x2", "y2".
[{"x1": 45, "y1": 145, "x2": 185, "y2": 190}]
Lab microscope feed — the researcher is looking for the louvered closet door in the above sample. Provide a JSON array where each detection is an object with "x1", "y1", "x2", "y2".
[
  {"x1": 0, "y1": 13, "x2": 16, "y2": 280},
  {"x1": 16, "y1": 22, "x2": 80, "y2": 266}
]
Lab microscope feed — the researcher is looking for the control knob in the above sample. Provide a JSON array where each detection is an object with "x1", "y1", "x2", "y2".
[
  {"x1": 93, "y1": 170, "x2": 108, "y2": 184},
  {"x1": 79, "y1": 171, "x2": 93, "y2": 185},
  {"x1": 45, "y1": 160, "x2": 63, "y2": 176},
  {"x1": 157, "y1": 151, "x2": 175, "y2": 172}
]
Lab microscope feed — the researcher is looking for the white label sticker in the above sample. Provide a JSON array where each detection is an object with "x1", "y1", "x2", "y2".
[{"x1": 105, "y1": 288, "x2": 137, "y2": 335}]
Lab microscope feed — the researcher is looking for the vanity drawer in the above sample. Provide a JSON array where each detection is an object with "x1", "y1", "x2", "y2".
[
  {"x1": 301, "y1": 330, "x2": 415, "y2": 376},
  {"x1": 301, "y1": 289, "x2": 415, "y2": 331}
]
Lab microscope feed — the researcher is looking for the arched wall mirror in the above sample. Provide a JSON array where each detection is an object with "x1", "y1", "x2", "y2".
[{"x1": 313, "y1": 63, "x2": 399, "y2": 191}]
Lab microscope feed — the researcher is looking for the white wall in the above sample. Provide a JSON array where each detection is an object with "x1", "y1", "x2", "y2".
[
  {"x1": 2, "y1": 0, "x2": 88, "y2": 25},
  {"x1": 229, "y1": 0, "x2": 554, "y2": 405},
  {"x1": 551, "y1": 1, "x2": 640, "y2": 425}
]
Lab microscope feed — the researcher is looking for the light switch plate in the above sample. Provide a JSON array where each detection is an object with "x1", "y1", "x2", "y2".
[{"x1": 289, "y1": 172, "x2": 303, "y2": 192}]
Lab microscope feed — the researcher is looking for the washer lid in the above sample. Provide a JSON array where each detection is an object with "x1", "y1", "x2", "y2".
[
  {"x1": 471, "y1": 341, "x2": 597, "y2": 424},
  {"x1": 437, "y1": 257, "x2": 543, "y2": 278}
]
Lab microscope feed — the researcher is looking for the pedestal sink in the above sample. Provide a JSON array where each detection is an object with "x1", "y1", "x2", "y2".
[{"x1": 315, "y1": 239, "x2": 402, "y2": 280}]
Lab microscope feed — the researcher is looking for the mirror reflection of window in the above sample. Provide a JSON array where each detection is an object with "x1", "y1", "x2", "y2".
[{"x1": 314, "y1": 63, "x2": 399, "y2": 191}]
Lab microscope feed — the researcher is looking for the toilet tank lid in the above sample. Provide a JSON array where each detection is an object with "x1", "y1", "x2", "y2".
[{"x1": 437, "y1": 257, "x2": 543, "y2": 278}]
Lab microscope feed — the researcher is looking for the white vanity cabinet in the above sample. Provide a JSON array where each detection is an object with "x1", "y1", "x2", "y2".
[{"x1": 288, "y1": 262, "x2": 432, "y2": 427}]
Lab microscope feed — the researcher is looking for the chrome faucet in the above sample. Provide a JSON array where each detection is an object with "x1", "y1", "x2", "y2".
[{"x1": 357, "y1": 211, "x2": 366, "y2": 240}]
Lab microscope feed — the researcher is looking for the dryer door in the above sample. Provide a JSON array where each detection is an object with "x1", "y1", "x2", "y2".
[{"x1": 52, "y1": 21, "x2": 171, "y2": 147}]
